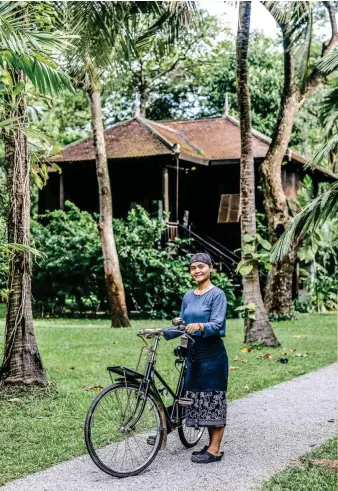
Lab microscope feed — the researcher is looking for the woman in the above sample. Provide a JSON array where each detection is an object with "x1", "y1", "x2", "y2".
[{"x1": 164, "y1": 252, "x2": 228, "y2": 464}]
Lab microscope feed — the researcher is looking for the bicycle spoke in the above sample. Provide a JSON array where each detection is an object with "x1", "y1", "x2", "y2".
[{"x1": 87, "y1": 386, "x2": 162, "y2": 475}]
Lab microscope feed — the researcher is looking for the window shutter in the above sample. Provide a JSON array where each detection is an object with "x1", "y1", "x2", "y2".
[{"x1": 217, "y1": 194, "x2": 241, "y2": 223}]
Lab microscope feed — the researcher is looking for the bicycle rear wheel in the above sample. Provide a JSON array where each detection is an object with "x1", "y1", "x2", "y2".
[
  {"x1": 84, "y1": 383, "x2": 163, "y2": 478},
  {"x1": 178, "y1": 407, "x2": 205, "y2": 448}
]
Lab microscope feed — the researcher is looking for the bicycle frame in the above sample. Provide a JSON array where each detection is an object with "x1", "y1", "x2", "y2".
[{"x1": 107, "y1": 333, "x2": 187, "y2": 436}]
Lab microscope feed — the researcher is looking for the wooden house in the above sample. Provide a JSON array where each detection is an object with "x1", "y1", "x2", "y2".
[{"x1": 44, "y1": 115, "x2": 337, "y2": 273}]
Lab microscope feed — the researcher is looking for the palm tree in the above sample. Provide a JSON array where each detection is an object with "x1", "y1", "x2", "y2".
[
  {"x1": 271, "y1": 181, "x2": 338, "y2": 263},
  {"x1": 236, "y1": 1, "x2": 279, "y2": 347},
  {"x1": 0, "y1": 2, "x2": 72, "y2": 385},
  {"x1": 270, "y1": 30, "x2": 338, "y2": 262},
  {"x1": 260, "y1": 1, "x2": 338, "y2": 316},
  {"x1": 59, "y1": 2, "x2": 194, "y2": 327}
]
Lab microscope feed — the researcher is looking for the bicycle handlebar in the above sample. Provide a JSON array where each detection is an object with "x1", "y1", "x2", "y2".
[{"x1": 138, "y1": 325, "x2": 185, "y2": 336}]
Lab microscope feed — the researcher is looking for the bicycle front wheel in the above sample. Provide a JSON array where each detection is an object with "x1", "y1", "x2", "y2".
[{"x1": 84, "y1": 383, "x2": 163, "y2": 478}]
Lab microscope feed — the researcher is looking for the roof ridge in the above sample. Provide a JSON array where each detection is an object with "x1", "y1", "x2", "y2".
[
  {"x1": 225, "y1": 114, "x2": 273, "y2": 146},
  {"x1": 148, "y1": 119, "x2": 204, "y2": 155},
  {"x1": 160, "y1": 116, "x2": 226, "y2": 124},
  {"x1": 136, "y1": 116, "x2": 175, "y2": 153}
]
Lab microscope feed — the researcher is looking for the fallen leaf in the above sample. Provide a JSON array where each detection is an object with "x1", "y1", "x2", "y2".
[
  {"x1": 101, "y1": 349, "x2": 107, "y2": 352},
  {"x1": 84, "y1": 385, "x2": 105, "y2": 391},
  {"x1": 233, "y1": 356, "x2": 248, "y2": 364},
  {"x1": 8, "y1": 398, "x2": 22, "y2": 403},
  {"x1": 241, "y1": 347, "x2": 251, "y2": 353},
  {"x1": 256, "y1": 353, "x2": 273, "y2": 359},
  {"x1": 229, "y1": 366, "x2": 238, "y2": 370},
  {"x1": 310, "y1": 459, "x2": 338, "y2": 471}
]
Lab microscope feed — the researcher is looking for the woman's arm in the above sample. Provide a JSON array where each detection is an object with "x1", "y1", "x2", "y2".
[{"x1": 202, "y1": 291, "x2": 227, "y2": 337}]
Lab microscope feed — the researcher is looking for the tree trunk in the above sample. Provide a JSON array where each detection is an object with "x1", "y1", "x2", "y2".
[
  {"x1": 86, "y1": 65, "x2": 130, "y2": 327},
  {"x1": 260, "y1": 4, "x2": 338, "y2": 315},
  {"x1": 236, "y1": 1, "x2": 279, "y2": 347},
  {"x1": 1, "y1": 85, "x2": 45, "y2": 385},
  {"x1": 139, "y1": 86, "x2": 148, "y2": 118},
  {"x1": 260, "y1": 41, "x2": 300, "y2": 316}
]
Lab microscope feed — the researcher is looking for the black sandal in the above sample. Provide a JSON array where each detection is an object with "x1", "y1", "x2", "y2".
[
  {"x1": 191, "y1": 451, "x2": 224, "y2": 464},
  {"x1": 192, "y1": 445, "x2": 208, "y2": 456}
]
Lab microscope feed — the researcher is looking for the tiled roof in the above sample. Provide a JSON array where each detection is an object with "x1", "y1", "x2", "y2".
[
  {"x1": 51, "y1": 119, "x2": 172, "y2": 162},
  {"x1": 49, "y1": 116, "x2": 338, "y2": 182},
  {"x1": 50, "y1": 116, "x2": 272, "y2": 164},
  {"x1": 158, "y1": 116, "x2": 269, "y2": 160}
]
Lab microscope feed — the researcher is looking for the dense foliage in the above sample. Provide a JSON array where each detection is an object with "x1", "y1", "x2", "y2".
[
  {"x1": 296, "y1": 220, "x2": 338, "y2": 313},
  {"x1": 30, "y1": 203, "x2": 236, "y2": 319}
]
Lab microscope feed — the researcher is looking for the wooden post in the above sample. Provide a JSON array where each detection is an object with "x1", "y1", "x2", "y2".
[
  {"x1": 176, "y1": 155, "x2": 179, "y2": 222},
  {"x1": 163, "y1": 166, "x2": 169, "y2": 214},
  {"x1": 59, "y1": 174, "x2": 65, "y2": 210}
]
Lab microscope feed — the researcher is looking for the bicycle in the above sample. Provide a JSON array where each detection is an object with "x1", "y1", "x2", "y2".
[{"x1": 84, "y1": 317, "x2": 205, "y2": 478}]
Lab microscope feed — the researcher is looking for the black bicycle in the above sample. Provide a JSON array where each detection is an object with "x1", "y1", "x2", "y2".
[{"x1": 84, "y1": 318, "x2": 204, "y2": 478}]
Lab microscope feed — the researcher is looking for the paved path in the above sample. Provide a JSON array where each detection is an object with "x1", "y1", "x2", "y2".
[{"x1": 2, "y1": 364, "x2": 337, "y2": 491}]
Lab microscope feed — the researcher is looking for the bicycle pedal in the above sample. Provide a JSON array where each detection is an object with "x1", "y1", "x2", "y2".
[
  {"x1": 178, "y1": 397, "x2": 193, "y2": 407},
  {"x1": 147, "y1": 435, "x2": 156, "y2": 446}
]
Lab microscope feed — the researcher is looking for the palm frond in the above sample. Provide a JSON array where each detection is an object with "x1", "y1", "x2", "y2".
[
  {"x1": 58, "y1": 1, "x2": 197, "y2": 83},
  {"x1": 0, "y1": 3, "x2": 73, "y2": 55},
  {"x1": 263, "y1": 1, "x2": 310, "y2": 25},
  {"x1": 1, "y1": 51, "x2": 72, "y2": 95},
  {"x1": 307, "y1": 132, "x2": 338, "y2": 167},
  {"x1": 2, "y1": 242, "x2": 46, "y2": 258},
  {"x1": 295, "y1": 7, "x2": 313, "y2": 90},
  {"x1": 263, "y1": 0, "x2": 314, "y2": 86},
  {"x1": 271, "y1": 181, "x2": 338, "y2": 262},
  {"x1": 135, "y1": 2, "x2": 198, "y2": 52},
  {"x1": 0, "y1": 3, "x2": 73, "y2": 94},
  {"x1": 317, "y1": 46, "x2": 338, "y2": 74}
]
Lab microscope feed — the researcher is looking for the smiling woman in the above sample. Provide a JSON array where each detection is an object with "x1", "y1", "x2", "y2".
[{"x1": 163, "y1": 252, "x2": 229, "y2": 464}]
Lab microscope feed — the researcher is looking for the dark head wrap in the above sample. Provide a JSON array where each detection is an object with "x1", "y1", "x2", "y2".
[{"x1": 189, "y1": 252, "x2": 212, "y2": 267}]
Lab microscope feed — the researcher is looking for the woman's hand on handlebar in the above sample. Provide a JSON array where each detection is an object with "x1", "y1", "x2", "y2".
[{"x1": 185, "y1": 323, "x2": 204, "y2": 334}]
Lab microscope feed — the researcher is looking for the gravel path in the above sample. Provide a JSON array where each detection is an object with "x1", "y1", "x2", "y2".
[{"x1": 1, "y1": 364, "x2": 336, "y2": 491}]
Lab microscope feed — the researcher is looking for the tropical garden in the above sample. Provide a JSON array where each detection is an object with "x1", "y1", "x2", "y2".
[{"x1": 0, "y1": 1, "x2": 336, "y2": 489}]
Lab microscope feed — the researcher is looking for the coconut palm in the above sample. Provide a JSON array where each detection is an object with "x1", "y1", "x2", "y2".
[
  {"x1": 236, "y1": 1, "x2": 279, "y2": 346},
  {"x1": 58, "y1": 2, "x2": 194, "y2": 327},
  {"x1": 0, "y1": 2, "x2": 72, "y2": 385}
]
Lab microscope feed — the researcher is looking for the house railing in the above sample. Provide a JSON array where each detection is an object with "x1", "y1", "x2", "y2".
[{"x1": 166, "y1": 221, "x2": 179, "y2": 242}]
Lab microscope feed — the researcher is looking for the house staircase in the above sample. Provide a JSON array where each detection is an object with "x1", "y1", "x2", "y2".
[{"x1": 167, "y1": 222, "x2": 242, "y2": 289}]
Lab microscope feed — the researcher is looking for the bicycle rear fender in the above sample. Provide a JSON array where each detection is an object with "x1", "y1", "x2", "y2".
[{"x1": 107, "y1": 365, "x2": 144, "y2": 383}]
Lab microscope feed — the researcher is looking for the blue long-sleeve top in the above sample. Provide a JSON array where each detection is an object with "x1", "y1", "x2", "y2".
[{"x1": 164, "y1": 287, "x2": 227, "y2": 341}]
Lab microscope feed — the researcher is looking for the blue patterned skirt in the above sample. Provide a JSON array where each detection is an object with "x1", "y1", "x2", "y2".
[{"x1": 185, "y1": 336, "x2": 228, "y2": 428}]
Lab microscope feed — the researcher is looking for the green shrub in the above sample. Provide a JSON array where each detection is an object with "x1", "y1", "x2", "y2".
[
  {"x1": 31, "y1": 203, "x2": 236, "y2": 318},
  {"x1": 31, "y1": 202, "x2": 105, "y2": 314}
]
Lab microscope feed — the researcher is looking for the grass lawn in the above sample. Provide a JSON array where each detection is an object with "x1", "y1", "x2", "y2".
[
  {"x1": 0, "y1": 313, "x2": 336, "y2": 485},
  {"x1": 261, "y1": 438, "x2": 337, "y2": 490}
]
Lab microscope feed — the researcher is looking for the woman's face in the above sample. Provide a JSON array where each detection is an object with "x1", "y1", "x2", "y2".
[{"x1": 190, "y1": 262, "x2": 211, "y2": 284}]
